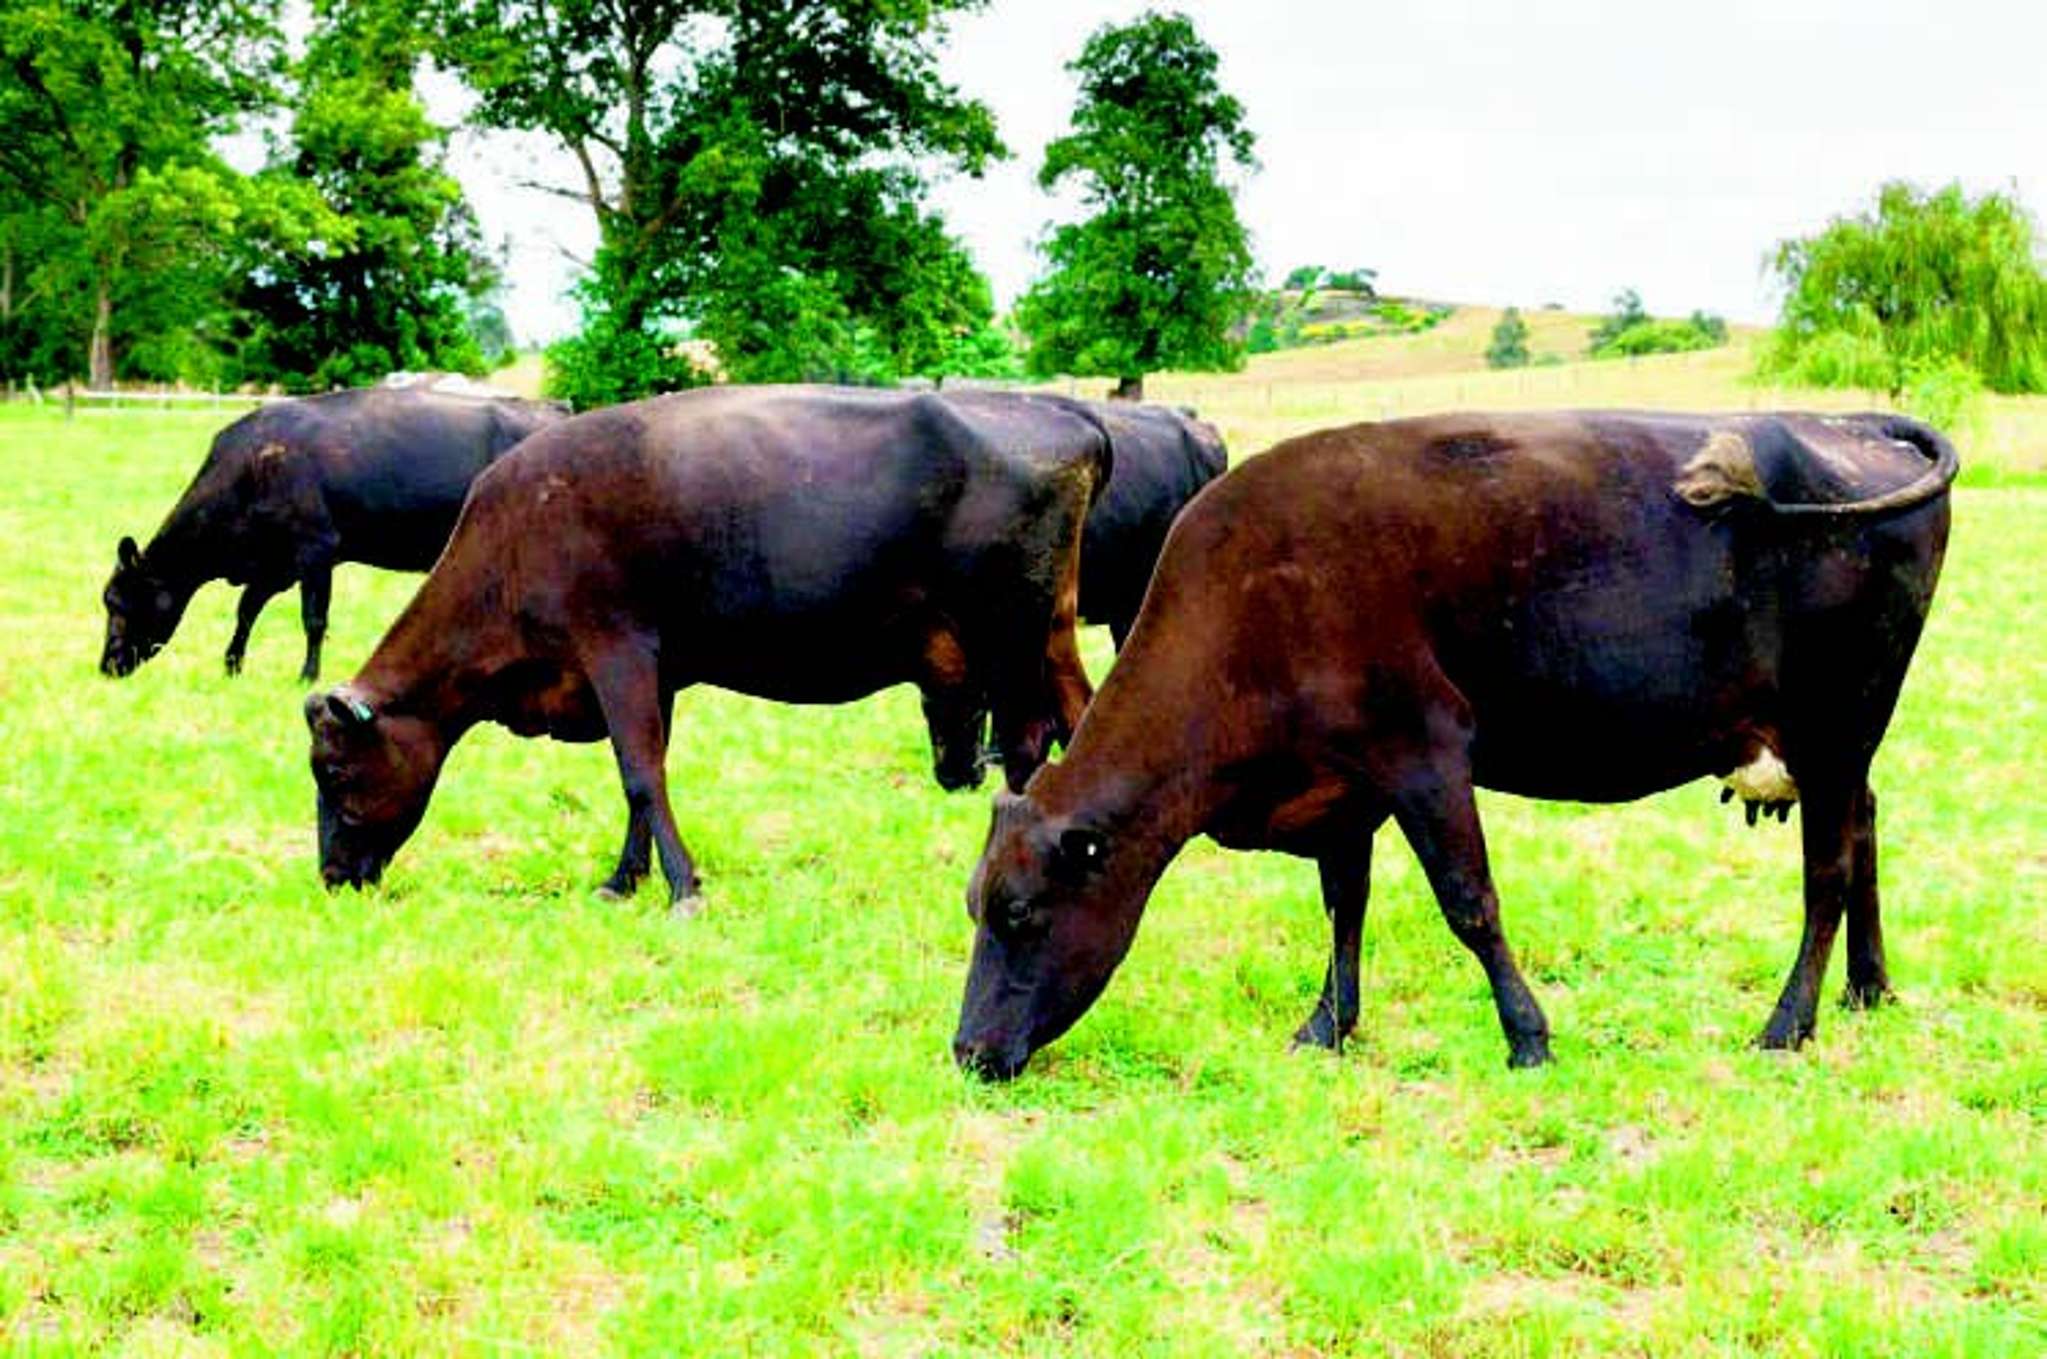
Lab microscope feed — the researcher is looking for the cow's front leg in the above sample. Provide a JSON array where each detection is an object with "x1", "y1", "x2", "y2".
[
  {"x1": 297, "y1": 563, "x2": 332, "y2": 683},
  {"x1": 225, "y1": 581, "x2": 284, "y2": 676},
  {"x1": 1293, "y1": 834, "x2": 1376, "y2": 1052}
]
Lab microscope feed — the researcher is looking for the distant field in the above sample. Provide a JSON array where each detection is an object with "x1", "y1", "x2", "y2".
[
  {"x1": 491, "y1": 313, "x2": 2047, "y2": 484},
  {"x1": 1, "y1": 353, "x2": 2042, "y2": 1352}
]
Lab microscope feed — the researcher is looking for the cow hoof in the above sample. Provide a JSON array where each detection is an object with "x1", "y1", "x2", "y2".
[
  {"x1": 1506, "y1": 1036, "x2": 1553, "y2": 1069},
  {"x1": 1840, "y1": 981, "x2": 1894, "y2": 1012},
  {"x1": 1755, "y1": 1019, "x2": 1814, "y2": 1051},
  {"x1": 1290, "y1": 1009, "x2": 1352, "y2": 1053},
  {"x1": 667, "y1": 890, "x2": 703, "y2": 919},
  {"x1": 225, "y1": 656, "x2": 243, "y2": 677},
  {"x1": 933, "y1": 762, "x2": 987, "y2": 793},
  {"x1": 595, "y1": 881, "x2": 636, "y2": 903}
]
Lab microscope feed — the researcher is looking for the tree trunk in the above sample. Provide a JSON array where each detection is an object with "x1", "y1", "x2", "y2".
[
  {"x1": 1111, "y1": 374, "x2": 1145, "y2": 401},
  {"x1": 89, "y1": 279, "x2": 113, "y2": 389}
]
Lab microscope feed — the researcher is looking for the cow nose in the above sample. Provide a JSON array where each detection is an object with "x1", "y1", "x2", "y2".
[{"x1": 953, "y1": 1035, "x2": 1028, "y2": 1083}]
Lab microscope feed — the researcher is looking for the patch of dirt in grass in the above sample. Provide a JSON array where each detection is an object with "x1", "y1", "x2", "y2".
[
  {"x1": 1605, "y1": 1123, "x2": 1659, "y2": 1168},
  {"x1": 534, "y1": 1268, "x2": 630, "y2": 1352},
  {"x1": 952, "y1": 1108, "x2": 1043, "y2": 1263}
]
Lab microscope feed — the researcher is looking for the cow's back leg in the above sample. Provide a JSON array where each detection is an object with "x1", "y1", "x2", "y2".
[
  {"x1": 1293, "y1": 829, "x2": 1380, "y2": 1052},
  {"x1": 917, "y1": 626, "x2": 987, "y2": 792},
  {"x1": 225, "y1": 581, "x2": 286, "y2": 676},
  {"x1": 600, "y1": 687, "x2": 677, "y2": 899},
  {"x1": 1841, "y1": 784, "x2": 1890, "y2": 1008},
  {"x1": 582, "y1": 635, "x2": 698, "y2": 909},
  {"x1": 297, "y1": 562, "x2": 332, "y2": 683},
  {"x1": 1759, "y1": 769, "x2": 1868, "y2": 1047},
  {"x1": 1388, "y1": 716, "x2": 1552, "y2": 1068}
]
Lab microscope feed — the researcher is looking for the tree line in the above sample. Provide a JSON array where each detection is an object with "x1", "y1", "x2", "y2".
[
  {"x1": 5, "y1": 3, "x2": 2042, "y2": 408},
  {"x1": 1, "y1": 3, "x2": 1261, "y2": 402}
]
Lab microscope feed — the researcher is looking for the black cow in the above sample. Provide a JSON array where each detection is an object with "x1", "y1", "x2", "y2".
[
  {"x1": 304, "y1": 384, "x2": 1109, "y2": 906},
  {"x1": 101, "y1": 376, "x2": 565, "y2": 681},
  {"x1": 953, "y1": 410, "x2": 1956, "y2": 1080}
]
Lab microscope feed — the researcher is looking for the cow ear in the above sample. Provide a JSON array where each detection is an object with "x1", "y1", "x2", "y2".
[
  {"x1": 118, "y1": 536, "x2": 140, "y2": 569},
  {"x1": 1055, "y1": 825, "x2": 1109, "y2": 877}
]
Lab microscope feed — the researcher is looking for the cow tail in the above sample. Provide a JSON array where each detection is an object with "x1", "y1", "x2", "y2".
[{"x1": 1774, "y1": 414, "x2": 1960, "y2": 518}]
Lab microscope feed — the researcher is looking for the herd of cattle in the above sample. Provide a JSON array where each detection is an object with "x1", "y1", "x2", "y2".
[{"x1": 100, "y1": 375, "x2": 1956, "y2": 1079}]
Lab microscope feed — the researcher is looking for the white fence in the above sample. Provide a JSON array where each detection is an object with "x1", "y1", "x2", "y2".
[{"x1": 2, "y1": 381, "x2": 283, "y2": 414}]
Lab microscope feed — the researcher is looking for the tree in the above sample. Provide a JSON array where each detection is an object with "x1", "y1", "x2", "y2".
[
  {"x1": 234, "y1": 0, "x2": 498, "y2": 391},
  {"x1": 1766, "y1": 181, "x2": 2047, "y2": 395},
  {"x1": 1283, "y1": 264, "x2": 1324, "y2": 291},
  {"x1": 0, "y1": 0, "x2": 284, "y2": 385},
  {"x1": 432, "y1": 0, "x2": 1004, "y2": 398},
  {"x1": 1588, "y1": 287, "x2": 1649, "y2": 352},
  {"x1": 1015, "y1": 10, "x2": 1257, "y2": 401},
  {"x1": 1323, "y1": 266, "x2": 1376, "y2": 296},
  {"x1": 1486, "y1": 307, "x2": 1530, "y2": 369},
  {"x1": 1585, "y1": 288, "x2": 1727, "y2": 361}
]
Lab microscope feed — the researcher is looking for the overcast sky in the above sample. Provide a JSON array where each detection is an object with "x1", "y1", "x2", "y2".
[{"x1": 438, "y1": 0, "x2": 2047, "y2": 344}]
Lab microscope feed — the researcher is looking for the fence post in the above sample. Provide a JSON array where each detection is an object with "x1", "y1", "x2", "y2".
[{"x1": 64, "y1": 380, "x2": 75, "y2": 420}]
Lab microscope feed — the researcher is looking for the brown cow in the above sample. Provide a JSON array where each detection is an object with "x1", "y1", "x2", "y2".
[
  {"x1": 953, "y1": 410, "x2": 1956, "y2": 1079},
  {"x1": 304, "y1": 384, "x2": 1108, "y2": 906}
]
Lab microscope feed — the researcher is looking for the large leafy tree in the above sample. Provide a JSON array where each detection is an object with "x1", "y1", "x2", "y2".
[
  {"x1": 1767, "y1": 181, "x2": 2047, "y2": 395},
  {"x1": 432, "y1": 0, "x2": 1005, "y2": 402},
  {"x1": 0, "y1": 0, "x2": 284, "y2": 385},
  {"x1": 234, "y1": 0, "x2": 499, "y2": 390},
  {"x1": 1015, "y1": 10, "x2": 1257, "y2": 401}
]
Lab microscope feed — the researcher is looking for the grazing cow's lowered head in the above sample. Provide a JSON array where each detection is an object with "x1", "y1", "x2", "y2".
[
  {"x1": 954, "y1": 788, "x2": 1157, "y2": 1081},
  {"x1": 304, "y1": 688, "x2": 446, "y2": 890},
  {"x1": 100, "y1": 536, "x2": 188, "y2": 677}
]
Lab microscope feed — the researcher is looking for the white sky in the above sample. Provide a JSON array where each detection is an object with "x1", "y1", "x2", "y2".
[{"x1": 433, "y1": 0, "x2": 2047, "y2": 344}]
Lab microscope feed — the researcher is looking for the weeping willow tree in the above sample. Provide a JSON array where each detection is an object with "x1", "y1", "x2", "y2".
[{"x1": 1766, "y1": 182, "x2": 2047, "y2": 396}]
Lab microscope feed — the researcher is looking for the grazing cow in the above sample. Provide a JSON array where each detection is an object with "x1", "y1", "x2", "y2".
[
  {"x1": 304, "y1": 385, "x2": 1109, "y2": 906},
  {"x1": 100, "y1": 376, "x2": 565, "y2": 681},
  {"x1": 952, "y1": 410, "x2": 1956, "y2": 1080}
]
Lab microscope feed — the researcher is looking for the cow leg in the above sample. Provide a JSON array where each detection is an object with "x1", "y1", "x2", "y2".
[
  {"x1": 918, "y1": 628, "x2": 987, "y2": 792},
  {"x1": 584, "y1": 639, "x2": 698, "y2": 909},
  {"x1": 1392, "y1": 748, "x2": 1552, "y2": 1068},
  {"x1": 297, "y1": 562, "x2": 332, "y2": 683},
  {"x1": 989, "y1": 596, "x2": 1093, "y2": 794},
  {"x1": 224, "y1": 581, "x2": 284, "y2": 676},
  {"x1": 1759, "y1": 776, "x2": 1861, "y2": 1047},
  {"x1": 600, "y1": 689, "x2": 676, "y2": 899},
  {"x1": 1841, "y1": 784, "x2": 1891, "y2": 1009},
  {"x1": 1293, "y1": 834, "x2": 1375, "y2": 1052}
]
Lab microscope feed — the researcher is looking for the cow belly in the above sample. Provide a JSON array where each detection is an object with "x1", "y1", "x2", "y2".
[{"x1": 1453, "y1": 595, "x2": 1768, "y2": 803}]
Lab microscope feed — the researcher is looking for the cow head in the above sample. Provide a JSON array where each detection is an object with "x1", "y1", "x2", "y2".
[
  {"x1": 952, "y1": 789, "x2": 1153, "y2": 1081},
  {"x1": 100, "y1": 536, "x2": 187, "y2": 677},
  {"x1": 304, "y1": 687, "x2": 445, "y2": 890}
]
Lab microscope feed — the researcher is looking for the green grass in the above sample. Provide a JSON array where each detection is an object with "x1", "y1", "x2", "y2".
[{"x1": 2, "y1": 385, "x2": 2043, "y2": 1355}]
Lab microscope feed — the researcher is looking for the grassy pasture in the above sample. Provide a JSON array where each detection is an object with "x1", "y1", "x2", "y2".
[{"x1": 1, "y1": 343, "x2": 2043, "y2": 1355}]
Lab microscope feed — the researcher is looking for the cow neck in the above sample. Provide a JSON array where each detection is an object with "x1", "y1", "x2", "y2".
[
  {"x1": 350, "y1": 581, "x2": 511, "y2": 741},
  {"x1": 138, "y1": 484, "x2": 235, "y2": 598},
  {"x1": 1030, "y1": 642, "x2": 1230, "y2": 886}
]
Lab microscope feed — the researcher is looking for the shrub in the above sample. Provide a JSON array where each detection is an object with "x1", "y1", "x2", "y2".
[{"x1": 1486, "y1": 308, "x2": 1531, "y2": 369}]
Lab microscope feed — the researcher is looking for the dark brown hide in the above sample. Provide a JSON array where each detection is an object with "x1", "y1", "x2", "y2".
[
  {"x1": 954, "y1": 410, "x2": 1955, "y2": 1079},
  {"x1": 101, "y1": 377, "x2": 564, "y2": 681},
  {"x1": 306, "y1": 385, "x2": 1107, "y2": 905}
]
